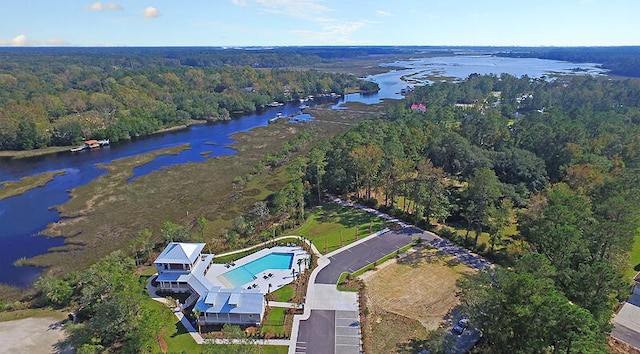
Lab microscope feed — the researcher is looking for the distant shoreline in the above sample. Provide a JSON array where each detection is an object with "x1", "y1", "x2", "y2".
[{"x1": 0, "y1": 119, "x2": 209, "y2": 160}]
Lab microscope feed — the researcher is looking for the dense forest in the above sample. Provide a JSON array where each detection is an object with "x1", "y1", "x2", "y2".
[
  {"x1": 497, "y1": 46, "x2": 640, "y2": 77},
  {"x1": 0, "y1": 47, "x2": 379, "y2": 150},
  {"x1": 291, "y1": 74, "x2": 640, "y2": 352},
  {"x1": 6, "y1": 46, "x2": 640, "y2": 352}
]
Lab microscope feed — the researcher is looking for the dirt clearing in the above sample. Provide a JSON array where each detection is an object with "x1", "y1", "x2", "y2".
[
  {"x1": 0, "y1": 317, "x2": 70, "y2": 354},
  {"x1": 361, "y1": 248, "x2": 476, "y2": 353}
]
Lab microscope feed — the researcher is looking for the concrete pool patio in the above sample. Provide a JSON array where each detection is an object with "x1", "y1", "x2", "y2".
[{"x1": 207, "y1": 246, "x2": 310, "y2": 294}]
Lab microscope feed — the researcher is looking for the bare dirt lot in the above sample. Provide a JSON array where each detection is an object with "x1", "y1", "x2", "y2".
[
  {"x1": 360, "y1": 248, "x2": 476, "y2": 353},
  {"x1": 0, "y1": 317, "x2": 70, "y2": 354}
]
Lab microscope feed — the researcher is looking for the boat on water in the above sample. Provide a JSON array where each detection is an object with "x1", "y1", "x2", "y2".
[
  {"x1": 299, "y1": 104, "x2": 309, "y2": 110},
  {"x1": 70, "y1": 139, "x2": 110, "y2": 152},
  {"x1": 268, "y1": 112, "x2": 283, "y2": 123}
]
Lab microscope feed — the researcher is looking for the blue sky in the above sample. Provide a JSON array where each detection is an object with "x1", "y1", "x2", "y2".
[{"x1": 0, "y1": 0, "x2": 637, "y2": 47}]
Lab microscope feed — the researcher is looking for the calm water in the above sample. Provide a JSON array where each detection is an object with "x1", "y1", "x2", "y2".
[
  {"x1": 0, "y1": 54, "x2": 605, "y2": 287},
  {"x1": 334, "y1": 55, "x2": 606, "y2": 106}
]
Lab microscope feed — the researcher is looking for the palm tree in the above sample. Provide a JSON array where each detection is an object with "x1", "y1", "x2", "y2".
[
  {"x1": 193, "y1": 308, "x2": 201, "y2": 334},
  {"x1": 297, "y1": 258, "x2": 303, "y2": 275}
]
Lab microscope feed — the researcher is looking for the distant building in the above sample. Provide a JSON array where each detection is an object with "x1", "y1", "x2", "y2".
[{"x1": 411, "y1": 103, "x2": 426, "y2": 113}]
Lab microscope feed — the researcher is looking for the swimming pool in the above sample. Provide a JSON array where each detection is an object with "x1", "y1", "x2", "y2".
[{"x1": 219, "y1": 252, "x2": 293, "y2": 288}]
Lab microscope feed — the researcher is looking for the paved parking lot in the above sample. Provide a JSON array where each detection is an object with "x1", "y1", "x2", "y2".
[
  {"x1": 334, "y1": 311, "x2": 361, "y2": 354},
  {"x1": 296, "y1": 310, "x2": 334, "y2": 354},
  {"x1": 315, "y1": 227, "x2": 420, "y2": 284},
  {"x1": 295, "y1": 310, "x2": 361, "y2": 354}
]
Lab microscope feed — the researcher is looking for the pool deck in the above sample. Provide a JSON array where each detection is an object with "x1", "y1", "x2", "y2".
[{"x1": 206, "y1": 246, "x2": 310, "y2": 294}]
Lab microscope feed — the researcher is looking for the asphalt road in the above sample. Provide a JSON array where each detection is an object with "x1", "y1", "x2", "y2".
[
  {"x1": 314, "y1": 227, "x2": 421, "y2": 284},
  {"x1": 296, "y1": 310, "x2": 335, "y2": 354}
]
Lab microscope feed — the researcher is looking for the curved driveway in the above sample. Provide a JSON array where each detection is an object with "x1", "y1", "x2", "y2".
[
  {"x1": 292, "y1": 198, "x2": 492, "y2": 354},
  {"x1": 315, "y1": 226, "x2": 421, "y2": 284}
]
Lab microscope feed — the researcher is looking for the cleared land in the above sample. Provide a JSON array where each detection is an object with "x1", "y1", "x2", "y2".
[
  {"x1": 0, "y1": 317, "x2": 70, "y2": 354},
  {"x1": 361, "y1": 248, "x2": 476, "y2": 353}
]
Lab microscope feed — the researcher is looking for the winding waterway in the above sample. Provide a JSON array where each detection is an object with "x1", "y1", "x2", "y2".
[{"x1": 0, "y1": 54, "x2": 605, "y2": 287}]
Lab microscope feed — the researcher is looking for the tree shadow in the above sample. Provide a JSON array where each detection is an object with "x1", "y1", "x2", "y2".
[
  {"x1": 171, "y1": 321, "x2": 190, "y2": 338},
  {"x1": 633, "y1": 263, "x2": 640, "y2": 272}
]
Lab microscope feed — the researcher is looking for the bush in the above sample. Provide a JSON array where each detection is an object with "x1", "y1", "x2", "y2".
[
  {"x1": 359, "y1": 198, "x2": 378, "y2": 209},
  {"x1": 439, "y1": 227, "x2": 463, "y2": 245}
]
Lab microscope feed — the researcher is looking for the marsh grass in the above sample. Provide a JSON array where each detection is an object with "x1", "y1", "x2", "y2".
[
  {"x1": 0, "y1": 146, "x2": 70, "y2": 159},
  {"x1": 0, "y1": 171, "x2": 66, "y2": 201},
  {"x1": 21, "y1": 107, "x2": 380, "y2": 276}
]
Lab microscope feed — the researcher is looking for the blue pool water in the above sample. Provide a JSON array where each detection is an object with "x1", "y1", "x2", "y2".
[{"x1": 220, "y1": 252, "x2": 293, "y2": 288}]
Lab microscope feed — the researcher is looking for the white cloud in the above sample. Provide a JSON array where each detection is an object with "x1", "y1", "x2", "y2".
[
  {"x1": 84, "y1": 2, "x2": 123, "y2": 11},
  {"x1": 232, "y1": 0, "x2": 370, "y2": 44},
  {"x1": 290, "y1": 18, "x2": 369, "y2": 44},
  {"x1": 376, "y1": 10, "x2": 394, "y2": 17},
  {"x1": 232, "y1": 0, "x2": 331, "y2": 16},
  {"x1": 143, "y1": 6, "x2": 161, "y2": 19},
  {"x1": 0, "y1": 34, "x2": 68, "y2": 46}
]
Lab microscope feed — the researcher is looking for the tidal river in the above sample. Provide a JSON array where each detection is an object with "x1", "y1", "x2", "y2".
[{"x1": 0, "y1": 54, "x2": 605, "y2": 287}]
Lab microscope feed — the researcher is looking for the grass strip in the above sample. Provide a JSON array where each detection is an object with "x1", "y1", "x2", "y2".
[
  {"x1": 261, "y1": 307, "x2": 287, "y2": 336},
  {"x1": 337, "y1": 242, "x2": 415, "y2": 291},
  {"x1": 270, "y1": 285, "x2": 294, "y2": 302},
  {"x1": 0, "y1": 171, "x2": 65, "y2": 201},
  {"x1": 0, "y1": 146, "x2": 70, "y2": 159},
  {"x1": 627, "y1": 227, "x2": 640, "y2": 281}
]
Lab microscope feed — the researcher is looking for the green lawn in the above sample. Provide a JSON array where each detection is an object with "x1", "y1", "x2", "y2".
[
  {"x1": 261, "y1": 307, "x2": 287, "y2": 336},
  {"x1": 142, "y1": 298, "x2": 201, "y2": 353},
  {"x1": 289, "y1": 202, "x2": 387, "y2": 254},
  {"x1": 149, "y1": 297, "x2": 289, "y2": 353},
  {"x1": 628, "y1": 227, "x2": 640, "y2": 281},
  {"x1": 271, "y1": 285, "x2": 294, "y2": 302}
]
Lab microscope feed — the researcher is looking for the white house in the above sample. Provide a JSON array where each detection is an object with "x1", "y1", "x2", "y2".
[{"x1": 154, "y1": 242, "x2": 266, "y2": 326}]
